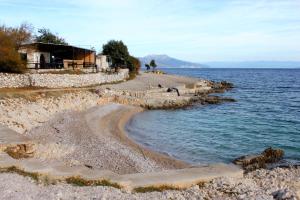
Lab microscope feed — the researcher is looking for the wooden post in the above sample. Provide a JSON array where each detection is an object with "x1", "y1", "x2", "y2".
[
  {"x1": 72, "y1": 47, "x2": 74, "y2": 70},
  {"x1": 84, "y1": 49, "x2": 86, "y2": 68},
  {"x1": 89, "y1": 50, "x2": 91, "y2": 68},
  {"x1": 94, "y1": 51, "x2": 97, "y2": 72}
]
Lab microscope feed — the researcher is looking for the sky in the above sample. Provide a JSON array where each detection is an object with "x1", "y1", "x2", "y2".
[{"x1": 1, "y1": 0, "x2": 300, "y2": 62}]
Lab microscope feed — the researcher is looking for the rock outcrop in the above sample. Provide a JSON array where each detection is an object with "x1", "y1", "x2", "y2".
[{"x1": 233, "y1": 147, "x2": 285, "y2": 172}]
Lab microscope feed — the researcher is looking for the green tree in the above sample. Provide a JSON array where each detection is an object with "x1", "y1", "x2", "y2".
[
  {"x1": 35, "y1": 28, "x2": 68, "y2": 45},
  {"x1": 150, "y1": 59, "x2": 157, "y2": 72},
  {"x1": 145, "y1": 64, "x2": 150, "y2": 71},
  {"x1": 102, "y1": 40, "x2": 130, "y2": 69}
]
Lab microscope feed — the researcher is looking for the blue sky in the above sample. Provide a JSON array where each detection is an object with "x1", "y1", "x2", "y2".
[{"x1": 1, "y1": 0, "x2": 300, "y2": 62}]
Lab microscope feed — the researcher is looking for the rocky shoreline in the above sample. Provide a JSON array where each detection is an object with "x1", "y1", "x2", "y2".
[{"x1": 0, "y1": 72, "x2": 299, "y2": 199}]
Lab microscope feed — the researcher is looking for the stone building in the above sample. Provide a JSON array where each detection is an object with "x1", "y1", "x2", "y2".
[{"x1": 96, "y1": 54, "x2": 111, "y2": 71}]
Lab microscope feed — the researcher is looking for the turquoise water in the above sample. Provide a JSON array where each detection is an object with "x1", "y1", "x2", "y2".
[{"x1": 126, "y1": 68, "x2": 300, "y2": 164}]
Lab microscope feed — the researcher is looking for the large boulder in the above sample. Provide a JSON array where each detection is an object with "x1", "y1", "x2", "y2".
[{"x1": 233, "y1": 147, "x2": 284, "y2": 172}]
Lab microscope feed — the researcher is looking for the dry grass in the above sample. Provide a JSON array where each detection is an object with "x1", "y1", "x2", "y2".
[
  {"x1": 134, "y1": 185, "x2": 180, "y2": 193},
  {"x1": 65, "y1": 176, "x2": 121, "y2": 188},
  {"x1": 0, "y1": 166, "x2": 40, "y2": 182},
  {"x1": 0, "y1": 167, "x2": 121, "y2": 188}
]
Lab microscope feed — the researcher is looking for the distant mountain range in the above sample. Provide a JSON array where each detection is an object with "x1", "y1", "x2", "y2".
[
  {"x1": 139, "y1": 55, "x2": 208, "y2": 68},
  {"x1": 139, "y1": 55, "x2": 300, "y2": 68}
]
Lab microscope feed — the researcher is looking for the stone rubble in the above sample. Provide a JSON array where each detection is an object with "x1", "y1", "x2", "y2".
[{"x1": 0, "y1": 91, "x2": 100, "y2": 133}]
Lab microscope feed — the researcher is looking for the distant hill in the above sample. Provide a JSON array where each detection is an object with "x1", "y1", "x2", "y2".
[
  {"x1": 204, "y1": 61, "x2": 300, "y2": 68},
  {"x1": 139, "y1": 55, "x2": 208, "y2": 68}
]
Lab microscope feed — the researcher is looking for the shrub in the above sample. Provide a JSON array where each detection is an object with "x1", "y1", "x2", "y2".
[
  {"x1": 128, "y1": 55, "x2": 141, "y2": 76},
  {"x1": 0, "y1": 23, "x2": 32, "y2": 73},
  {"x1": 0, "y1": 31, "x2": 26, "y2": 73}
]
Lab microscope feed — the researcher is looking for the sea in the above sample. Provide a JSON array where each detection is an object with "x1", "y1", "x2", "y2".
[{"x1": 125, "y1": 68, "x2": 300, "y2": 165}]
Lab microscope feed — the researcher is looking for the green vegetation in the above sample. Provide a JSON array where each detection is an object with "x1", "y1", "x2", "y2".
[
  {"x1": 134, "y1": 185, "x2": 180, "y2": 193},
  {"x1": 102, "y1": 40, "x2": 130, "y2": 68},
  {"x1": 150, "y1": 59, "x2": 157, "y2": 71},
  {"x1": 66, "y1": 176, "x2": 121, "y2": 188},
  {"x1": 0, "y1": 166, "x2": 40, "y2": 182},
  {"x1": 1, "y1": 22, "x2": 139, "y2": 78},
  {"x1": 145, "y1": 64, "x2": 150, "y2": 71},
  {"x1": 102, "y1": 40, "x2": 140, "y2": 76},
  {"x1": 35, "y1": 28, "x2": 68, "y2": 45},
  {"x1": 0, "y1": 167, "x2": 121, "y2": 188},
  {"x1": 145, "y1": 59, "x2": 157, "y2": 72},
  {"x1": 0, "y1": 23, "x2": 32, "y2": 73},
  {"x1": 134, "y1": 182, "x2": 206, "y2": 193}
]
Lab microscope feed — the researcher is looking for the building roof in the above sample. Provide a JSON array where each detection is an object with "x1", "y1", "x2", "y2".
[{"x1": 20, "y1": 42, "x2": 96, "y2": 52}]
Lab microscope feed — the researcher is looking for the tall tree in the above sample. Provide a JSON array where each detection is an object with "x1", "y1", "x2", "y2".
[
  {"x1": 35, "y1": 28, "x2": 68, "y2": 45},
  {"x1": 150, "y1": 59, "x2": 157, "y2": 72},
  {"x1": 0, "y1": 22, "x2": 33, "y2": 48},
  {"x1": 102, "y1": 40, "x2": 130, "y2": 69}
]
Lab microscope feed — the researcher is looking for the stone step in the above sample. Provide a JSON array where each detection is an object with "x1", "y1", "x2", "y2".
[
  {"x1": 114, "y1": 164, "x2": 243, "y2": 190},
  {"x1": 0, "y1": 125, "x2": 32, "y2": 147},
  {"x1": 0, "y1": 151, "x2": 243, "y2": 191}
]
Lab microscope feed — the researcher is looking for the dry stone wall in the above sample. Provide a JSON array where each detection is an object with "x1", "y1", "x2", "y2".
[{"x1": 0, "y1": 69, "x2": 129, "y2": 88}]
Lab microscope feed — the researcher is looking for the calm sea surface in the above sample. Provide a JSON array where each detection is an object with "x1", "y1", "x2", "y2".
[{"x1": 125, "y1": 68, "x2": 300, "y2": 164}]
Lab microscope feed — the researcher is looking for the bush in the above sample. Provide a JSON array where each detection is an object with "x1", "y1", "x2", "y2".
[
  {"x1": 0, "y1": 31, "x2": 26, "y2": 73},
  {"x1": 128, "y1": 56, "x2": 141, "y2": 73}
]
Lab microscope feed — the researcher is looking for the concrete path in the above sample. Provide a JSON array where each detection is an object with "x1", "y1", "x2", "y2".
[
  {"x1": 0, "y1": 126, "x2": 31, "y2": 146},
  {"x1": 0, "y1": 151, "x2": 243, "y2": 191},
  {"x1": 113, "y1": 164, "x2": 243, "y2": 190}
]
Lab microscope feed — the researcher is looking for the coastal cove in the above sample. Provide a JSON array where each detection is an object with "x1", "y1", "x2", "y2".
[
  {"x1": 126, "y1": 68, "x2": 300, "y2": 164},
  {"x1": 2, "y1": 2, "x2": 300, "y2": 198},
  {"x1": 0, "y1": 71, "x2": 299, "y2": 199}
]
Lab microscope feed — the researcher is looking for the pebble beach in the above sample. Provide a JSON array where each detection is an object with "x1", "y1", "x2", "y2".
[{"x1": 0, "y1": 72, "x2": 299, "y2": 199}]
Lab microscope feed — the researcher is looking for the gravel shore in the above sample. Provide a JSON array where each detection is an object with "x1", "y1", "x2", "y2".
[
  {"x1": 0, "y1": 72, "x2": 299, "y2": 199},
  {"x1": 26, "y1": 104, "x2": 187, "y2": 174}
]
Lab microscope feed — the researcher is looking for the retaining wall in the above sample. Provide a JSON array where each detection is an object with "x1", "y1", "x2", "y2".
[{"x1": 0, "y1": 69, "x2": 129, "y2": 88}]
